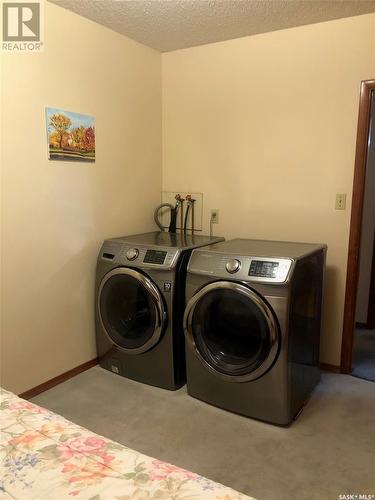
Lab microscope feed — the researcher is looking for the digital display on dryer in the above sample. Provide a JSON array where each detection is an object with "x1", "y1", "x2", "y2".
[{"x1": 249, "y1": 260, "x2": 279, "y2": 278}]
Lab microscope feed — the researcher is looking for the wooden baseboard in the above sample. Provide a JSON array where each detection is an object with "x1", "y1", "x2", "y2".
[
  {"x1": 17, "y1": 358, "x2": 341, "y2": 400},
  {"x1": 320, "y1": 362, "x2": 341, "y2": 373},
  {"x1": 19, "y1": 358, "x2": 98, "y2": 400}
]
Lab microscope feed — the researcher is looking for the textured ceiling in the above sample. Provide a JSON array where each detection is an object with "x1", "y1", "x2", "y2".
[{"x1": 50, "y1": 0, "x2": 375, "y2": 52}]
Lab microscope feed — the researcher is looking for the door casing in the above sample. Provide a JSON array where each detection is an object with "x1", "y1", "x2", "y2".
[{"x1": 341, "y1": 79, "x2": 375, "y2": 373}]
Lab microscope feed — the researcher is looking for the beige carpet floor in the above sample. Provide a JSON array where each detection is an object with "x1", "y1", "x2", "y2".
[{"x1": 32, "y1": 367, "x2": 375, "y2": 500}]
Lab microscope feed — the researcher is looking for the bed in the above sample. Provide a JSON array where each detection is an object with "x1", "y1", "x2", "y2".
[{"x1": 0, "y1": 388, "x2": 254, "y2": 499}]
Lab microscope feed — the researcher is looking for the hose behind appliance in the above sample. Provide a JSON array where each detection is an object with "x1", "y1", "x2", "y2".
[
  {"x1": 185, "y1": 195, "x2": 196, "y2": 234},
  {"x1": 183, "y1": 203, "x2": 191, "y2": 234},
  {"x1": 172, "y1": 194, "x2": 183, "y2": 234},
  {"x1": 154, "y1": 203, "x2": 174, "y2": 232},
  {"x1": 169, "y1": 206, "x2": 178, "y2": 233}
]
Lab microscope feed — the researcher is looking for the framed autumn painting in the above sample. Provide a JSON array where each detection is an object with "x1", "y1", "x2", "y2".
[{"x1": 45, "y1": 108, "x2": 95, "y2": 162}]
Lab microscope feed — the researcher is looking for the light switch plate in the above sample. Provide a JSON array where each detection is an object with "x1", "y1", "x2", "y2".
[{"x1": 335, "y1": 194, "x2": 347, "y2": 210}]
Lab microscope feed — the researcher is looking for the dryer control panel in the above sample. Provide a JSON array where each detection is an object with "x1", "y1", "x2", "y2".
[
  {"x1": 188, "y1": 252, "x2": 293, "y2": 284},
  {"x1": 247, "y1": 257, "x2": 291, "y2": 282}
]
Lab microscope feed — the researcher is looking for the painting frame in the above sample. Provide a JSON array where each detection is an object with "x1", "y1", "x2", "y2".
[{"x1": 45, "y1": 107, "x2": 95, "y2": 163}]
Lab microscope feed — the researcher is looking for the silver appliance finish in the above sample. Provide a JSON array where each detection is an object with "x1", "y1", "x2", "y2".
[
  {"x1": 184, "y1": 238, "x2": 327, "y2": 425},
  {"x1": 95, "y1": 231, "x2": 224, "y2": 390}
]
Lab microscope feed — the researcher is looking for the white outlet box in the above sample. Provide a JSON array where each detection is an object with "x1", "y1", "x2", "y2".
[{"x1": 159, "y1": 192, "x2": 203, "y2": 231}]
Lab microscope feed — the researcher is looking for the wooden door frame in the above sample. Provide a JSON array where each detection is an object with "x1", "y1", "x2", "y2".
[{"x1": 341, "y1": 79, "x2": 375, "y2": 373}]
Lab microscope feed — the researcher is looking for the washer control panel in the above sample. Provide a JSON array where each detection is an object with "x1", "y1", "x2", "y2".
[
  {"x1": 121, "y1": 246, "x2": 177, "y2": 269},
  {"x1": 225, "y1": 259, "x2": 241, "y2": 274},
  {"x1": 100, "y1": 241, "x2": 179, "y2": 270},
  {"x1": 126, "y1": 248, "x2": 139, "y2": 261},
  {"x1": 143, "y1": 249, "x2": 168, "y2": 265}
]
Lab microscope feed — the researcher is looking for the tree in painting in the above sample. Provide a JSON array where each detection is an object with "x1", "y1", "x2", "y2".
[
  {"x1": 71, "y1": 126, "x2": 86, "y2": 149},
  {"x1": 49, "y1": 114, "x2": 72, "y2": 149},
  {"x1": 84, "y1": 127, "x2": 95, "y2": 151}
]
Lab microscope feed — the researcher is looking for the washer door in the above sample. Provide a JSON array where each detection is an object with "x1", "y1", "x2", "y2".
[
  {"x1": 98, "y1": 268, "x2": 165, "y2": 354},
  {"x1": 184, "y1": 281, "x2": 280, "y2": 382}
]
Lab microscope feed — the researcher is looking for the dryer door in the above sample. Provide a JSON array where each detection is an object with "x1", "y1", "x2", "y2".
[
  {"x1": 184, "y1": 281, "x2": 280, "y2": 381},
  {"x1": 98, "y1": 268, "x2": 166, "y2": 354}
]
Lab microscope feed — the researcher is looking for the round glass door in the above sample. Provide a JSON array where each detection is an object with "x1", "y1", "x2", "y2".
[
  {"x1": 184, "y1": 282, "x2": 279, "y2": 381},
  {"x1": 98, "y1": 268, "x2": 165, "y2": 354}
]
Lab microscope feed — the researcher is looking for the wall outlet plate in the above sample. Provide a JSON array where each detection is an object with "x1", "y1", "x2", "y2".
[
  {"x1": 159, "y1": 192, "x2": 203, "y2": 231},
  {"x1": 210, "y1": 209, "x2": 219, "y2": 224}
]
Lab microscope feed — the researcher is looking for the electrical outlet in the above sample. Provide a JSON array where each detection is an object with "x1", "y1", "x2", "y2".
[
  {"x1": 210, "y1": 209, "x2": 219, "y2": 224},
  {"x1": 335, "y1": 194, "x2": 347, "y2": 210}
]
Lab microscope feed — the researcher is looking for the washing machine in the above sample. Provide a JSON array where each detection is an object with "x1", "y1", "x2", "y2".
[
  {"x1": 95, "y1": 231, "x2": 224, "y2": 390},
  {"x1": 183, "y1": 238, "x2": 327, "y2": 425}
]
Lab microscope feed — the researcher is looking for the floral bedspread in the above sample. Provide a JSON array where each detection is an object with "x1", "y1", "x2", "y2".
[{"x1": 0, "y1": 388, "x2": 254, "y2": 499}]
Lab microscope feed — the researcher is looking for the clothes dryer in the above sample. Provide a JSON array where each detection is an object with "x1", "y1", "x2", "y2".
[{"x1": 183, "y1": 239, "x2": 326, "y2": 424}]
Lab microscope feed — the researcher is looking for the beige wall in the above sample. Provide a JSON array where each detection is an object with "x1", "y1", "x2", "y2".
[
  {"x1": 162, "y1": 14, "x2": 375, "y2": 366},
  {"x1": 1, "y1": 2, "x2": 162, "y2": 394}
]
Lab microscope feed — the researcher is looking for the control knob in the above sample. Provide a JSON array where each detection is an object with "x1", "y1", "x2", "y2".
[
  {"x1": 126, "y1": 248, "x2": 139, "y2": 261},
  {"x1": 226, "y1": 259, "x2": 241, "y2": 273}
]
